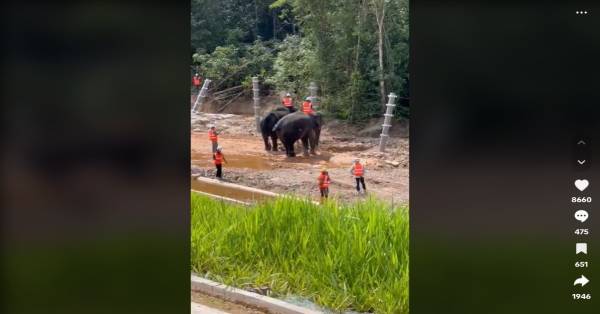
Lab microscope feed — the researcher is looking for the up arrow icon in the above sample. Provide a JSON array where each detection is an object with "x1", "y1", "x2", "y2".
[{"x1": 578, "y1": 140, "x2": 587, "y2": 145}]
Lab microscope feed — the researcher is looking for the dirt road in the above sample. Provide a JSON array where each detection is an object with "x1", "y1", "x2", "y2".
[{"x1": 191, "y1": 108, "x2": 408, "y2": 204}]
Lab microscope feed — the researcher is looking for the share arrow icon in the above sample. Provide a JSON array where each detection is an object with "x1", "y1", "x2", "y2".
[{"x1": 574, "y1": 275, "x2": 590, "y2": 287}]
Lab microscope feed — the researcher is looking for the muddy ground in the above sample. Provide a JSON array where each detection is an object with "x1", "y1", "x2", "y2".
[{"x1": 191, "y1": 97, "x2": 409, "y2": 204}]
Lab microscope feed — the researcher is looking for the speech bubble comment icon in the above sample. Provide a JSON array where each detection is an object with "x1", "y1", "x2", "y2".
[
  {"x1": 575, "y1": 210, "x2": 589, "y2": 223},
  {"x1": 576, "y1": 243, "x2": 588, "y2": 254}
]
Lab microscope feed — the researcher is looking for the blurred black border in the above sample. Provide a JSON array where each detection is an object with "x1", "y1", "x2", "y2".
[
  {"x1": 411, "y1": 1, "x2": 600, "y2": 313},
  {"x1": 1, "y1": 2, "x2": 190, "y2": 313}
]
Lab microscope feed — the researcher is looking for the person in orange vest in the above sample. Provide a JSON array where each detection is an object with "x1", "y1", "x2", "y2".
[
  {"x1": 213, "y1": 146, "x2": 228, "y2": 179},
  {"x1": 281, "y1": 93, "x2": 295, "y2": 112},
  {"x1": 350, "y1": 159, "x2": 367, "y2": 194},
  {"x1": 317, "y1": 167, "x2": 331, "y2": 203},
  {"x1": 302, "y1": 97, "x2": 315, "y2": 115},
  {"x1": 192, "y1": 73, "x2": 202, "y2": 92},
  {"x1": 208, "y1": 125, "x2": 219, "y2": 153}
]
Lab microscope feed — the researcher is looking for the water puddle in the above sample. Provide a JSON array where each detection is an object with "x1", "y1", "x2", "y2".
[
  {"x1": 191, "y1": 152, "x2": 271, "y2": 170},
  {"x1": 191, "y1": 179, "x2": 273, "y2": 203},
  {"x1": 191, "y1": 150, "x2": 341, "y2": 169}
]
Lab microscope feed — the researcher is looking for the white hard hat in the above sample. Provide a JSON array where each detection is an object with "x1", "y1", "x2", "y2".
[
  {"x1": 305, "y1": 96, "x2": 311, "y2": 101},
  {"x1": 216, "y1": 146, "x2": 222, "y2": 151}
]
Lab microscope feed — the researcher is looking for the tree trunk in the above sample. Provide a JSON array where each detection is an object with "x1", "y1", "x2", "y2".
[
  {"x1": 372, "y1": 0, "x2": 386, "y2": 110},
  {"x1": 254, "y1": 0, "x2": 259, "y2": 40},
  {"x1": 377, "y1": 21, "x2": 386, "y2": 109},
  {"x1": 272, "y1": 9, "x2": 277, "y2": 39},
  {"x1": 350, "y1": 0, "x2": 367, "y2": 122}
]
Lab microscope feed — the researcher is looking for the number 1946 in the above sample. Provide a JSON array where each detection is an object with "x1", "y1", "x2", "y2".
[{"x1": 573, "y1": 294, "x2": 591, "y2": 300}]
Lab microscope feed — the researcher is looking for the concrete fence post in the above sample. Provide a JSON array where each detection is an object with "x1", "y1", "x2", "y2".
[
  {"x1": 252, "y1": 77, "x2": 261, "y2": 133},
  {"x1": 192, "y1": 79, "x2": 211, "y2": 113},
  {"x1": 378, "y1": 92, "x2": 397, "y2": 152},
  {"x1": 308, "y1": 81, "x2": 318, "y2": 110}
]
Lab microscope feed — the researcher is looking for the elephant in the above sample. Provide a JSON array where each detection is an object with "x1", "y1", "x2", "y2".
[
  {"x1": 272, "y1": 111, "x2": 323, "y2": 157},
  {"x1": 260, "y1": 107, "x2": 290, "y2": 151}
]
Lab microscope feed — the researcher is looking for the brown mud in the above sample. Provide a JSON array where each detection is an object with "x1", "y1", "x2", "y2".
[{"x1": 191, "y1": 100, "x2": 409, "y2": 204}]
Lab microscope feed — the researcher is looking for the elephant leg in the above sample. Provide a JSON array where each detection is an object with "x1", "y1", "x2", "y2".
[
  {"x1": 263, "y1": 134, "x2": 271, "y2": 151},
  {"x1": 283, "y1": 141, "x2": 290, "y2": 157},
  {"x1": 271, "y1": 135, "x2": 278, "y2": 151},
  {"x1": 308, "y1": 131, "x2": 317, "y2": 155},
  {"x1": 301, "y1": 137, "x2": 310, "y2": 156},
  {"x1": 287, "y1": 141, "x2": 296, "y2": 157}
]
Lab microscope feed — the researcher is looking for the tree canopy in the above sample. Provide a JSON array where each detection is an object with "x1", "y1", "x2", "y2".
[{"x1": 191, "y1": 0, "x2": 409, "y2": 121}]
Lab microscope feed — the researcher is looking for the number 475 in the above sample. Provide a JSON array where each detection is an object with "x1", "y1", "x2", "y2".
[{"x1": 575, "y1": 229, "x2": 589, "y2": 235}]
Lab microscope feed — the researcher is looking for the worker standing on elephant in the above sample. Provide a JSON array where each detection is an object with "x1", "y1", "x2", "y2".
[
  {"x1": 281, "y1": 93, "x2": 295, "y2": 112},
  {"x1": 350, "y1": 159, "x2": 367, "y2": 194},
  {"x1": 317, "y1": 168, "x2": 331, "y2": 203},
  {"x1": 302, "y1": 97, "x2": 315, "y2": 115},
  {"x1": 213, "y1": 146, "x2": 227, "y2": 179},
  {"x1": 208, "y1": 125, "x2": 219, "y2": 153}
]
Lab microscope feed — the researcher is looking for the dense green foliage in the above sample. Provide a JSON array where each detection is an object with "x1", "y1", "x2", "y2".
[
  {"x1": 191, "y1": 0, "x2": 409, "y2": 121},
  {"x1": 191, "y1": 194, "x2": 409, "y2": 313},
  {"x1": 193, "y1": 40, "x2": 275, "y2": 90}
]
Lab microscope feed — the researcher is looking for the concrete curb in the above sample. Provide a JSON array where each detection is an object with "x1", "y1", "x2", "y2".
[
  {"x1": 191, "y1": 189, "x2": 251, "y2": 206},
  {"x1": 195, "y1": 177, "x2": 280, "y2": 198},
  {"x1": 191, "y1": 302, "x2": 229, "y2": 314},
  {"x1": 192, "y1": 177, "x2": 321, "y2": 205},
  {"x1": 191, "y1": 274, "x2": 323, "y2": 314}
]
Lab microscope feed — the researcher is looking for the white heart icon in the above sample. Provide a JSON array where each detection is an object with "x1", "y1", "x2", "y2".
[{"x1": 575, "y1": 179, "x2": 589, "y2": 192}]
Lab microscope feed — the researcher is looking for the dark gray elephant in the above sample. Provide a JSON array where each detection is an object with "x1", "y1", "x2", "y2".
[
  {"x1": 272, "y1": 111, "x2": 323, "y2": 157},
  {"x1": 260, "y1": 107, "x2": 290, "y2": 151}
]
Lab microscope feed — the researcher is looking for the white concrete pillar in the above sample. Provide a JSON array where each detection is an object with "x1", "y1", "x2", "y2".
[
  {"x1": 378, "y1": 92, "x2": 397, "y2": 152},
  {"x1": 252, "y1": 77, "x2": 261, "y2": 133},
  {"x1": 192, "y1": 79, "x2": 211, "y2": 113}
]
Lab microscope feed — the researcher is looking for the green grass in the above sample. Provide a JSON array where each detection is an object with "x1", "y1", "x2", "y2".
[{"x1": 191, "y1": 194, "x2": 409, "y2": 313}]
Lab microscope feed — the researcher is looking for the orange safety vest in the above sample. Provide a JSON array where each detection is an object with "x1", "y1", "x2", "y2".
[
  {"x1": 282, "y1": 97, "x2": 293, "y2": 107},
  {"x1": 193, "y1": 76, "x2": 201, "y2": 86},
  {"x1": 353, "y1": 163, "x2": 364, "y2": 176},
  {"x1": 213, "y1": 152, "x2": 224, "y2": 165},
  {"x1": 318, "y1": 173, "x2": 330, "y2": 189},
  {"x1": 302, "y1": 101, "x2": 314, "y2": 114},
  {"x1": 208, "y1": 129, "x2": 218, "y2": 142}
]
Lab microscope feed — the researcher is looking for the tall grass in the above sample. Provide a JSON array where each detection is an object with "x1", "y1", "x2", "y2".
[{"x1": 191, "y1": 194, "x2": 409, "y2": 313}]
